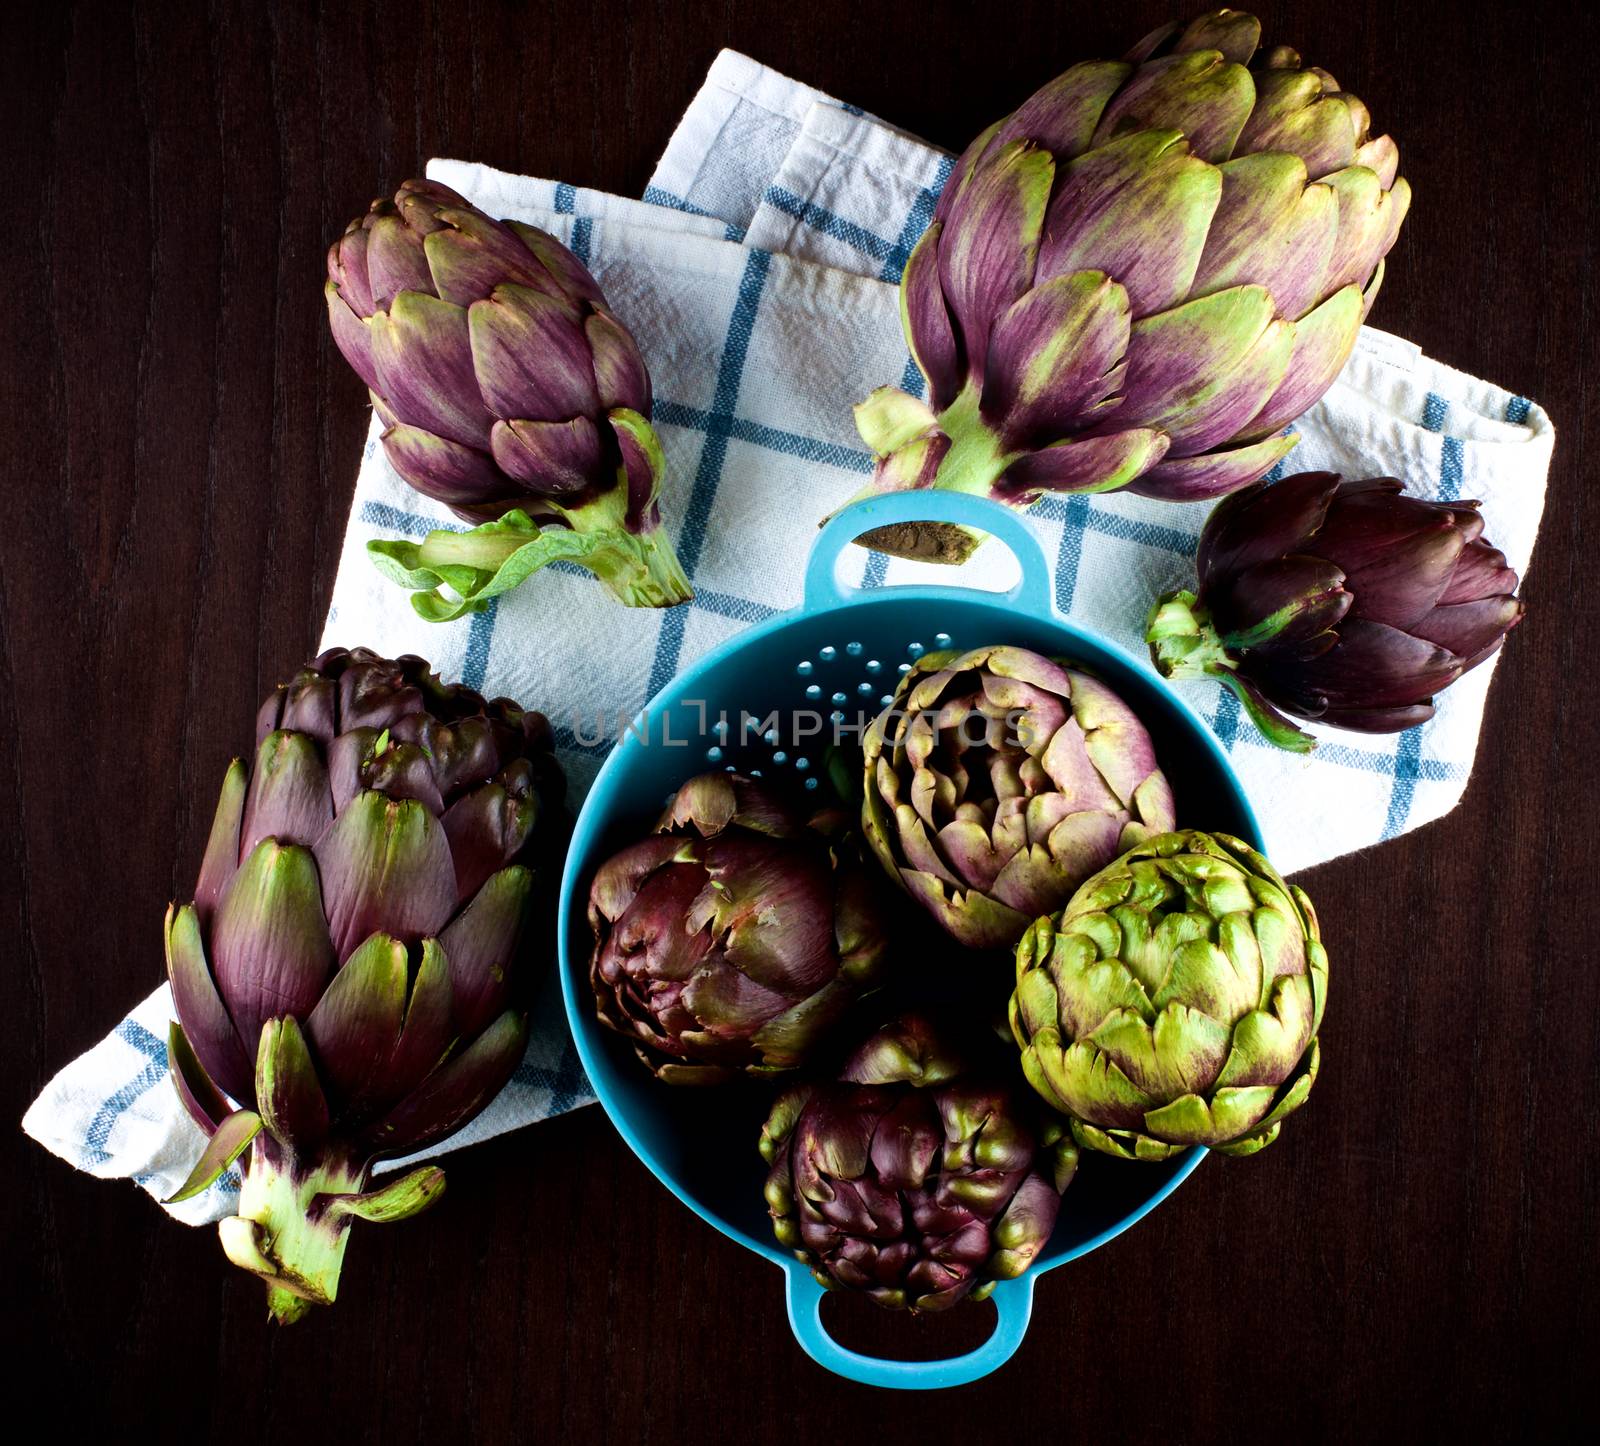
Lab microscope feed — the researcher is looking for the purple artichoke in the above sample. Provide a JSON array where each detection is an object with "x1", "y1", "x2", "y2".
[
  {"x1": 850, "y1": 9, "x2": 1409, "y2": 562},
  {"x1": 760, "y1": 1015, "x2": 1076, "y2": 1312},
  {"x1": 326, "y1": 179, "x2": 691, "y2": 617},
  {"x1": 863, "y1": 646, "x2": 1175, "y2": 951},
  {"x1": 164, "y1": 648, "x2": 565, "y2": 1321},
  {"x1": 1147, "y1": 472, "x2": 1525, "y2": 750},
  {"x1": 588, "y1": 772, "x2": 890, "y2": 1083}
]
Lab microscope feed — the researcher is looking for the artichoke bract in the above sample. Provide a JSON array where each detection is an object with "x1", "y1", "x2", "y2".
[
  {"x1": 1010, "y1": 830, "x2": 1325, "y2": 1160},
  {"x1": 326, "y1": 179, "x2": 691, "y2": 618},
  {"x1": 1147, "y1": 472, "x2": 1525, "y2": 750},
  {"x1": 852, "y1": 8, "x2": 1409, "y2": 562},
  {"x1": 588, "y1": 772, "x2": 889, "y2": 1083},
  {"x1": 164, "y1": 648, "x2": 565, "y2": 1322},
  {"x1": 761, "y1": 1014, "x2": 1077, "y2": 1313},
  {"x1": 863, "y1": 645, "x2": 1175, "y2": 952}
]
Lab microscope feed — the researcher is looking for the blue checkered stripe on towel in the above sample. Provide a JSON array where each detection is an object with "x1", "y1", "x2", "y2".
[{"x1": 87, "y1": 1020, "x2": 244, "y2": 1191}]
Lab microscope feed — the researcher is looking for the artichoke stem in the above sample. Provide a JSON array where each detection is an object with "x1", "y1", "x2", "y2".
[
  {"x1": 414, "y1": 517, "x2": 692, "y2": 609},
  {"x1": 1146, "y1": 590, "x2": 1318, "y2": 753},
  {"x1": 218, "y1": 1133, "x2": 367, "y2": 1323},
  {"x1": 929, "y1": 383, "x2": 1012, "y2": 500},
  {"x1": 849, "y1": 384, "x2": 1017, "y2": 565},
  {"x1": 1145, "y1": 589, "x2": 1236, "y2": 681},
  {"x1": 593, "y1": 523, "x2": 694, "y2": 608},
  {"x1": 266, "y1": 1285, "x2": 314, "y2": 1325}
]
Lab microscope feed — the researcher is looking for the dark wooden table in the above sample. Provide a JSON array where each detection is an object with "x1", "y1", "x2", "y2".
[{"x1": 7, "y1": 0, "x2": 1593, "y2": 1434}]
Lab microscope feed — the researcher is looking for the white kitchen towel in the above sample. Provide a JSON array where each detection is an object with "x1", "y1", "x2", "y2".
[{"x1": 26, "y1": 51, "x2": 1554, "y2": 1222}]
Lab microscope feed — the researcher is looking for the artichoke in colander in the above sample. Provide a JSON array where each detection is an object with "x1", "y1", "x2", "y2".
[
  {"x1": 863, "y1": 645, "x2": 1175, "y2": 951},
  {"x1": 1009, "y1": 830, "x2": 1326, "y2": 1159},
  {"x1": 761, "y1": 1014, "x2": 1076, "y2": 1312},
  {"x1": 850, "y1": 8, "x2": 1410, "y2": 562},
  {"x1": 587, "y1": 772, "x2": 890, "y2": 1082}
]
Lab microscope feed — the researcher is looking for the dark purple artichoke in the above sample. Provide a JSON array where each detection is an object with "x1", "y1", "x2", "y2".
[
  {"x1": 1147, "y1": 472, "x2": 1524, "y2": 750},
  {"x1": 863, "y1": 645, "x2": 1175, "y2": 951},
  {"x1": 164, "y1": 647, "x2": 565, "y2": 1321},
  {"x1": 588, "y1": 772, "x2": 889, "y2": 1083},
  {"x1": 760, "y1": 1015, "x2": 1076, "y2": 1312},
  {"x1": 326, "y1": 179, "x2": 691, "y2": 617}
]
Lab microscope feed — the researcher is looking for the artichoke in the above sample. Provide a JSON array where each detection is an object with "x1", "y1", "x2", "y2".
[
  {"x1": 164, "y1": 647, "x2": 565, "y2": 1321},
  {"x1": 1010, "y1": 830, "x2": 1325, "y2": 1159},
  {"x1": 851, "y1": 8, "x2": 1409, "y2": 562},
  {"x1": 1146, "y1": 472, "x2": 1525, "y2": 750},
  {"x1": 863, "y1": 645, "x2": 1175, "y2": 951},
  {"x1": 761, "y1": 1014, "x2": 1076, "y2": 1312},
  {"x1": 587, "y1": 772, "x2": 889, "y2": 1083},
  {"x1": 326, "y1": 178, "x2": 692, "y2": 618}
]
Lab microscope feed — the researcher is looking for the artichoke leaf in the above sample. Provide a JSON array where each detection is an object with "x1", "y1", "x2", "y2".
[
  {"x1": 1054, "y1": 1034, "x2": 1156, "y2": 1127},
  {"x1": 319, "y1": 1164, "x2": 447, "y2": 1224},
  {"x1": 1142, "y1": 1082, "x2": 1277, "y2": 1145},
  {"x1": 167, "y1": 1020, "x2": 231, "y2": 1135},
  {"x1": 165, "y1": 1109, "x2": 262, "y2": 1204}
]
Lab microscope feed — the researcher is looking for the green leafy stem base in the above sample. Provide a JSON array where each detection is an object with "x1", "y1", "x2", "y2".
[
  {"x1": 1145, "y1": 589, "x2": 1319, "y2": 754},
  {"x1": 370, "y1": 510, "x2": 693, "y2": 622},
  {"x1": 179, "y1": 1126, "x2": 446, "y2": 1324}
]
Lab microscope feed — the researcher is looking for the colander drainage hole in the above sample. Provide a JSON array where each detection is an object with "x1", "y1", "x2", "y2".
[
  {"x1": 796, "y1": 660, "x2": 813, "y2": 676},
  {"x1": 706, "y1": 745, "x2": 723, "y2": 762},
  {"x1": 819, "y1": 645, "x2": 837, "y2": 662},
  {"x1": 846, "y1": 641, "x2": 863, "y2": 656},
  {"x1": 933, "y1": 632, "x2": 952, "y2": 647},
  {"x1": 907, "y1": 641, "x2": 925, "y2": 658}
]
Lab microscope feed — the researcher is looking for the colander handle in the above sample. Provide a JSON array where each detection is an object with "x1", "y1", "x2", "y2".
[
  {"x1": 803, "y1": 492, "x2": 1054, "y2": 615},
  {"x1": 781, "y1": 1260, "x2": 1035, "y2": 1390}
]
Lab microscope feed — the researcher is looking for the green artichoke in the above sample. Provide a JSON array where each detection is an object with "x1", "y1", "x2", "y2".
[
  {"x1": 761, "y1": 1015, "x2": 1076, "y2": 1312},
  {"x1": 863, "y1": 645, "x2": 1175, "y2": 951},
  {"x1": 326, "y1": 179, "x2": 692, "y2": 618},
  {"x1": 164, "y1": 648, "x2": 565, "y2": 1321},
  {"x1": 851, "y1": 8, "x2": 1409, "y2": 562},
  {"x1": 1010, "y1": 830, "x2": 1325, "y2": 1159}
]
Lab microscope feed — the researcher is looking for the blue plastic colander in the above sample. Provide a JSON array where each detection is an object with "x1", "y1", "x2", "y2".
[{"x1": 556, "y1": 490, "x2": 1262, "y2": 1390}]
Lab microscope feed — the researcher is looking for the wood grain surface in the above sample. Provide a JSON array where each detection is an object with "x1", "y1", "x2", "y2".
[{"x1": 6, "y1": 0, "x2": 1593, "y2": 1435}]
